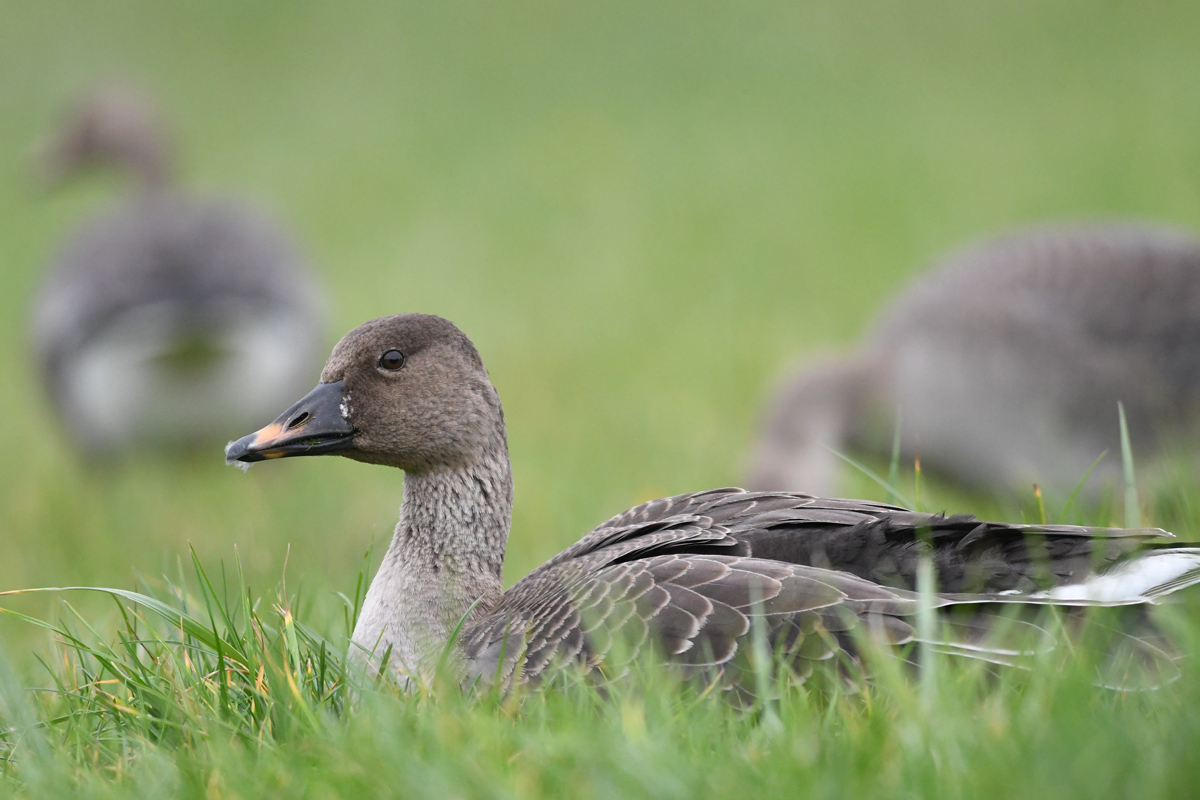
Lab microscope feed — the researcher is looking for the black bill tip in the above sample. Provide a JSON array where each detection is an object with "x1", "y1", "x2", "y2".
[{"x1": 225, "y1": 380, "x2": 354, "y2": 466}]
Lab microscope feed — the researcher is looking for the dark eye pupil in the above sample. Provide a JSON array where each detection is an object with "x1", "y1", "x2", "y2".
[{"x1": 380, "y1": 350, "x2": 405, "y2": 370}]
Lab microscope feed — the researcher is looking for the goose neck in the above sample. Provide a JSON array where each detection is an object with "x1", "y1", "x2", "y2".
[
  {"x1": 396, "y1": 451, "x2": 514, "y2": 580},
  {"x1": 350, "y1": 448, "x2": 513, "y2": 678}
]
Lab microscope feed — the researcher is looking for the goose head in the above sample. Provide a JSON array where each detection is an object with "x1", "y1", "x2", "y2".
[
  {"x1": 225, "y1": 313, "x2": 505, "y2": 472},
  {"x1": 35, "y1": 84, "x2": 174, "y2": 190}
]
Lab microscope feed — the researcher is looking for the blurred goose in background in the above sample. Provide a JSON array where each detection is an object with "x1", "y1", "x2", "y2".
[
  {"x1": 748, "y1": 224, "x2": 1200, "y2": 498},
  {"x1": 226, "y1": 314, "x2": 1200, "y2": 688},
  {"x1": 31, "y1": 85, "x2": 326, "y2": 456}
]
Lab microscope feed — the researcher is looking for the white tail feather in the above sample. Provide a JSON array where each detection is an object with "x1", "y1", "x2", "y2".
[{"x1": 1033, "y1": 548, "x2": 1200, "y2": 604}]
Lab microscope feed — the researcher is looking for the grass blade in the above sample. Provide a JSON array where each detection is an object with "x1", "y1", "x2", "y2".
[
  {"x1": 830, "y1": 449, "x2": 914, "y2": 509},
  {"x1": 1118, "y1": 402, "x2": 1141, "y2": 529},
  {"x1": 886, "y1": 410, "x2": 903, "y2": 507}
]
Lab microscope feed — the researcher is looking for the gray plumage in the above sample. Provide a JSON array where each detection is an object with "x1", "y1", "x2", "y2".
[
  {"x1": 749, "y1": 223, "x2": 1200, "y2": 497},
  {"x1": 31, "y1": 85, "x2": 325, "y2": 454},
  {"x1": 226, "y1": 314, "x2": 1200, "y2": 689}
]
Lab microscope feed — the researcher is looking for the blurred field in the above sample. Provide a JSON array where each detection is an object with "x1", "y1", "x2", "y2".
[{"x1": 3, "y1": 0, "x2": 1200, "y2": 795}]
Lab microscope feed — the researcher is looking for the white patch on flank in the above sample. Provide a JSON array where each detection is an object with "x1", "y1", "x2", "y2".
[
  {"x1": 1032, "y1": 549, "x2": 1200, "y2": 603},
  {"x1": 59, "y1": 301, "x2": 322, "y2": 452}
]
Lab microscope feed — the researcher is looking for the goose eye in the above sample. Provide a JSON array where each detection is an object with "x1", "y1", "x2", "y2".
[{"x1": 379, "y1": 350, "x2": 406, "y2": 371}]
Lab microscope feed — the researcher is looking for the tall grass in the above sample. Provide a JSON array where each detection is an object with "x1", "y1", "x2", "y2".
[
  {"x1": 3, "y1": 533, "x2": 1200, "y2": 798},
  {"x1": 0, "y1": 551, "x2": 354, "y2": 761}
]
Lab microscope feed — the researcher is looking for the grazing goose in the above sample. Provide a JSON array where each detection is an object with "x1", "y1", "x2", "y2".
[
  {"x1": 749, "y1": 224, "x2": 1200, "y2": 497},
  {"x1": 226, "y1": 314, "x2": 1200, "y2": 688},
  {"x1": 31, "y1": 85, "x2": 325, "y2": 455}
]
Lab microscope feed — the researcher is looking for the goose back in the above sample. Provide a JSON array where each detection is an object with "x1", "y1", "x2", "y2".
[
  {"x1": 749, "y1": 223, "x2": 1200, "y2": 496},
  {"x1": 32, "y1": 87, "x2": 326, "y2": 454},
  {"x1": 457, "y1": 487, "x2": 1175, "y2": 684}
]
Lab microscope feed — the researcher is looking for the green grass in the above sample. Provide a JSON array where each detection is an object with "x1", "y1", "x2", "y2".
[
  {"x1": 5, "y1": 547, "x2": 1200, "y2": 799},
  {"x1": 3, "y1": 0, "x2": 1200, "y2": 796}
]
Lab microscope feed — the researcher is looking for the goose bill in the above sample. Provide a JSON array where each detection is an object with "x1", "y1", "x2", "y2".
[{"x1": 225, "y1": 380, "x2": 354, "y2": 463}]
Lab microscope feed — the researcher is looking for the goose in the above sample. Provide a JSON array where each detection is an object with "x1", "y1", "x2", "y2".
[
  {"x1": 31, "y1": 85, "x2": 326, "y2": 455},
  {"x1": 748, "y1": 224, "x2": 1200, "y2": 498},
  {"x1": 226, "y1": 314, "x2": 1200, "y2": 688}
]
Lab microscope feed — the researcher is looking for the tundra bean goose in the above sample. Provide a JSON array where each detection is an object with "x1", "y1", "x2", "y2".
[
  {"x1": 749, "y1": 224, "x2": 1200, "y2": 497},
  {"x1": 226, "y1": 314, "x2": 1200, "y2": 686},
  {"x1": 31, "y1": 85, "x2": 325, "y2": 454}
]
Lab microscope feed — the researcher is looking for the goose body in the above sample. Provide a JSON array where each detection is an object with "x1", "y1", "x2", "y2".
[
  {"x1": 749, "y1": 224, "x2": 1200, "y2": 497},
  {"x1": 32, "y1": 86, "x2": 325, "y2": 454},
  {"x1": 226, "y1": 314, "x2": 1200, "y2": 686}
]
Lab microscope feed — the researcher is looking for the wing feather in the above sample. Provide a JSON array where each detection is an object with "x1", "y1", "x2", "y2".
[{"x1": 459, "y1": 489, "x2": 1183, "y2": 687}]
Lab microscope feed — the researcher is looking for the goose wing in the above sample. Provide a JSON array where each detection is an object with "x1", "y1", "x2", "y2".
[
  {"x1": 460, "y1": 549, "x2": 928, "y2": 686},
  {"x1": 552, "y1": 488, "x2": 1168, "y2": 594},
  {"x1": 460, "y1": 489, "x2": 1184, "y2": 685}
]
